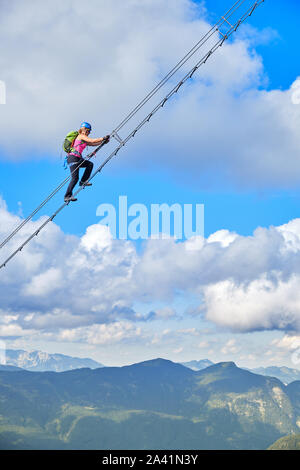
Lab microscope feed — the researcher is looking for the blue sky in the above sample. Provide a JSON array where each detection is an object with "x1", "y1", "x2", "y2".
[
  {"x1": 3, "y1": 157, "x2": 300, "y2": 240},
  {"x1": 1, "y1": 0, "x2": 300, "y2": 368},
  {"x1": 205, "y1": 0, "x2": 300, "y2": 91}
]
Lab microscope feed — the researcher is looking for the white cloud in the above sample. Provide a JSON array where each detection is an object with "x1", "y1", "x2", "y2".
[
  {"x1": 177, "y1": 328, "x2": 200, "y2": 336},
  {"x1": 3, "y1": 196, "x2": 300, "y2": 340},
  {"x1": 23, "y1": 267, "x2": 63, "y2": 297},
  {"x1": 0, "y1": 200, "x2": 139, "y2": 331},
  {"x1": 271, "y1": 335, "x2": 300, "y2": 351},
  {"x1": 155, "y1": 307, "x2": 176, "y2": 319},
  {"x1": 58, "y1": 321, "x2": 141, "y2": 345},
  {"x1": 221, "y1": 339, "x2": 239, "y2": 355},
  {"x1": 80, "y1": 224, "x2": 113, "y2": 252},
  {"x1": 173, "y1": 347, "x2": 183, "y2": 354},
  {"x1": 0, "y1": 323, "x2": 35, "y2": 337},
  {"x1": 207, "y1": 230, "x2": 238, "y2": 248},
  {"x1": 198, "y1": 340, "x2": 210, "y2": 349},
  {"x1": 204, "y1": 275, "x2": 300, "y2": 332},
  {"x1": 0, "y1": 0, "x2": 208, "y2": 154}
]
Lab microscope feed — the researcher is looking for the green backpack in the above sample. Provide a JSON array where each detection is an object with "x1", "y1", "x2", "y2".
[{"x1": 63, "y1": 130, "x2": 79, "y2": 154}]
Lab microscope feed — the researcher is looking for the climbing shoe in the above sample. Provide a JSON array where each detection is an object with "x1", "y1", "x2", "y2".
[{"x1": 64, "y1": 196, "x2": 77, "y2": 202}]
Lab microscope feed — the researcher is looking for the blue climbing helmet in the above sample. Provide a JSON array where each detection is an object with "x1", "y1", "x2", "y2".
[{"x1": 80, "y1": 122, "x2": 92, "y2": 131}]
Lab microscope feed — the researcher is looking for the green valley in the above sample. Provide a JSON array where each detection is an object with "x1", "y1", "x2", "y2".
[{"x1": 0, "y1": 359, "x2": 299, "y2": 450}]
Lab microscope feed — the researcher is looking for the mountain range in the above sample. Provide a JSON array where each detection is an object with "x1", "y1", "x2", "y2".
[
  {"x1": 4, "y1": 349, "x2": 300, "y2": 386},
  {"x1": 0, "y1": 358, "x2": 300, "y2": 450}
]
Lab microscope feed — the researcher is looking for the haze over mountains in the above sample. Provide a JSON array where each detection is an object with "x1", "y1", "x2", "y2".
[
  {"x1": 1, "y1": 357, "x2": 300, "y2": 450},
  {"x1": 3, "y1": 349, "x2": 300, "y2": 385},
  {"x1": 181, "y1": 359, "x2": 214, "y2": 371}
]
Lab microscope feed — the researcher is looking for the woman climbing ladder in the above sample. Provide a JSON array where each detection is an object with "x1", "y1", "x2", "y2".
[{"x1": 64, "y1": 122, "x2": 110, "y2": 202}]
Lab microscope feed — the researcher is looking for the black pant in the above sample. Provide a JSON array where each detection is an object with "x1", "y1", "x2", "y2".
[{"x1": 64, "y1": 156, "x2": 94, "y2": 198}]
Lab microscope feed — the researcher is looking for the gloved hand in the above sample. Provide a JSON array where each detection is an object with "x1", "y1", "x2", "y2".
[{"x1": 103, "y1": 135, "x2": 110, "y2": 143}]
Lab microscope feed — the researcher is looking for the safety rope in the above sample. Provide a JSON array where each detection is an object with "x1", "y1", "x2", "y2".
[{"x1": 0, "y1": 0, "x2": 264, "y2": 270}]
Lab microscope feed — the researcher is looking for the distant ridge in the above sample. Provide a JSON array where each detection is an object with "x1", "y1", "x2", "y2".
[
  {"x1": 4, "y1": 349, "x2": 104, "y2": 372},
  {"x1": 182, "y1": 360, "x2": 300, "y2": 385},
  {"x1": 251, "y1": 366, "x2": 300, "y2": 385}
]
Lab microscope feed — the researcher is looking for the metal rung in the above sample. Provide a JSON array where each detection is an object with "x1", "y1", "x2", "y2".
[
  {"x1": 217, "y1": 28, "x2": 225, "y2": 38},
  {"x1": 111, "y1": 131, "x2": 124, "y2": 145},
  {"x1": 221, "y1": 16, "x2": 233, "y2": 28}
]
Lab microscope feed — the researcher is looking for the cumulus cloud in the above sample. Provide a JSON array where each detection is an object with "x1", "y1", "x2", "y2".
[
  {"x1": 1, "y1": 0, "x2": 299, "y2": 190},
  {"x1": 221, "y1": 339, "x2": 239, "y2": 355},
  {"x1": 2, "y1": 196, "x2": 300, "y2": 340},
  {"x1": 204, "y1": 275, "x2": 300, "y2": 332},
  {"x1": 23, "y1": 267, "x2": 63, "y2": 297},
  {"x1": 58, "y1": 321, "x2": 141, "y2": 345},
  {"x1": 271, "y1": 335, "x2": 300, "y2": 352},
  {"x1": 0, "y1": 0, "x2": 208, "y2": 153},
  {"x1": 0, "y1": 197, "x2": 139, "y2": 333}
]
